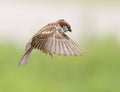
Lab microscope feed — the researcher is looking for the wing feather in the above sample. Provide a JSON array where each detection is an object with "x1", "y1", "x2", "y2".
[
  {"x1": 63, "y1": 39, "x2": 74, "y2": 55},
  {"x1": 55, "y1": 39, "x2": 60, "y2": 55},
  {"x1": 64, "y1": 39, "x2": 78, "y2": 55},
  {"x1": 62, "y1": 40, "x2": 70, "y2": 56},
  {"x1": 46, "y1": 37, "x2": 53, "y2": 52},
  {"x1": 68, "y1": 41, "x2": 80, "y2": 55},
  {"x1": 58, "y1": 39, "x2": 64, "y2": 55},
  {"x1": 34, "y1": 38, "x2": 40, "y2": 49},
  {"x1": 61, "y1": 40, "x2": 66, "y2": 55},
  {"x1": 69, "y1": 40, "x2": 81, "y2": 54},
  {"x1": 31, "y1": 24, "x2": 82, "y2": 56},
  {"x1": 40, "y1": 38, "x2": 45, "y2": 50},
  {"x1": 37, "y1": 39, "x2": 42, "y2": 49},
  {"x1": 51, "y1": 38, "x2": 56, "y2": 53}
]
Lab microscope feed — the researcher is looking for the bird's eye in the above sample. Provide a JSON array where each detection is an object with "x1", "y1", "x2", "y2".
[
  {"x1": 60, "y1": 19, "x2": 65, "y2": 21},
  {"x1": 68, "y1": 25, "x2": 71, "y2": 29}
]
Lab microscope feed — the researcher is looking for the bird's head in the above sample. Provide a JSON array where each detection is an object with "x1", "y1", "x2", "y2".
[{"x1": 56, "y1": 19, "x2": 72, "y2": 32}]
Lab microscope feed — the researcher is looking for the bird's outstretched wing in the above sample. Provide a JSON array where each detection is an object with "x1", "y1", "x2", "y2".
[{"x1": 31, "y1": 24, "x2": 83, "y2": 56}]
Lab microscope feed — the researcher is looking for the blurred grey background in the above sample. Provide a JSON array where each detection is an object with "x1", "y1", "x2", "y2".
[{"x1": 0, "y1": 0, "x2": 120, "y2": 44}]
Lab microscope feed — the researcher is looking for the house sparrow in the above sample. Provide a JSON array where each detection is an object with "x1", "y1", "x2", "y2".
[{"x1": 18, "y1": 19, "x2": 83, "y2": 65}]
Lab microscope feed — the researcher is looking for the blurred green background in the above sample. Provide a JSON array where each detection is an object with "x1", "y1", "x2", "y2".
[
  {"x1": 0, "y1": 38, "x2": 120, "y2": 92},
  {"x1": 0, "y1": 0, "x2": 120, "y2": 92}
]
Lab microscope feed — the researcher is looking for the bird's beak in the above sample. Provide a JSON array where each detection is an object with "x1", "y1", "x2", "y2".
[{"x1": 69, "y1": 29, "x2": 72, "y2": 32}]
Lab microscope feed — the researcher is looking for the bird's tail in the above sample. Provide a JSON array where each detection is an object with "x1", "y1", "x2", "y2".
[{"x1": 18, "y1": 49, "x2": 32, "y2": 66}]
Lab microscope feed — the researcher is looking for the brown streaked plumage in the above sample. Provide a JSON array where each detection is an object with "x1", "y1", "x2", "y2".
[{"x1": 18, "y1": 19, "x2": 83, "y2": 65}]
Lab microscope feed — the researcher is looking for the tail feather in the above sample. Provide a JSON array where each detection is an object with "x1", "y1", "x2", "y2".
[{"x1": 18, "y1": 49, "x2": 32, "y2": 66}]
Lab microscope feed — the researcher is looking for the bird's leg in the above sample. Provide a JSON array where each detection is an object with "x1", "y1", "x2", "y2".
[
  {"x1": 49, "y1": 52, "x2": 53, "y2": 57},
  {"x1": 43, "y1": 50, "x2": 53, "y2": 57}
]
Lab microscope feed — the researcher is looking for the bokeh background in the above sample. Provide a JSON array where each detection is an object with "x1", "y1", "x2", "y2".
[{"x1": 0, "y1": 0, "x2": 120, "y2": 92}]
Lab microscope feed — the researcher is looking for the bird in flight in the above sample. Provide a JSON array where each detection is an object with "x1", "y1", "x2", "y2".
[{"x1": 18, "y1": 19, "x2": 83, "y2": 65}]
